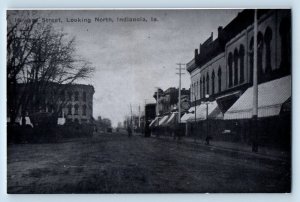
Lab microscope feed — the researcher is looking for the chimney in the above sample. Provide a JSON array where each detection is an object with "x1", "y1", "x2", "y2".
[
  {"x1": 218, "y1": 26, "x2": 223, "y2": 38},
  {"x1": 194, "y1": 49, "x2": 198, "y2": 58},
  {"x1": 211, "y1": 32, "x2": 213, "y2": 40}
]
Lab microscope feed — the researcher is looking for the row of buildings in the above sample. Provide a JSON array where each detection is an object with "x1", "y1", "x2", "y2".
[
  {"x1": 148, "y1": 9, "x2": 291, "y2": 149},
  {"x1": 7, "y1": 83, "x2": 95, "y2": 126}
]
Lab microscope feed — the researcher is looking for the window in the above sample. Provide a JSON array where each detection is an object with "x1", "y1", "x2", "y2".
[
  {"x1": 264, "y1": 27, "x2": 273, "y2": 75},
  {"x1": 206, "y1": 73, "x2": 209, "y2": 95},
  {"x1": 212, "y1": 70, "x2": 215, "y2": 95},
  {"x1": 82, "y1": 105, "x2": 87, "y2": 116},
  {"x1": 239, "y1": 45, "x2": 245, "y2": 84},
  {"x1": 74, "y1": 104, "x2": 79, "y2": 115},
  {"x1": 203, "y1": 76, "x2": 206, "y2": 98},
  {"x1": 68, "y1": 91, "x2": 72, "y2": 101},
  {"x1": 196, "y1": 81, "x2": 198, "y2": 99},
  {"x1": 68, "y1": 104, "x2": 72, "y2": 115},
  {"x1": 60, "y1": 90, "x2": 65, "y2": 101},
  {"x1": 228, "y1": 52, "x2": 233, "y2": 87},
  {"x1": 234, "y1": 48, "x2": 239, "y2": 86},
  {"x1": 200, "y1": 78, "x2": 202, "y2": 99},
  {"x1": 249, "y1": 37, "x2": 254, "y2": 83},
  {"x1": 83, "y1": 91, "x2": 87, "y2": 102},
  {"x1": 257, "y1": 32, "x2": 264, "y2": 82},
  {"x1": 279, "y1": 17, "x2": 291, "y2": 73},
  {"x1": 218, "y1": 67, "x2": 222, "y2": 92},
  {"x1": 75, "y1": 91, "x2": 79, "y2": 101}
]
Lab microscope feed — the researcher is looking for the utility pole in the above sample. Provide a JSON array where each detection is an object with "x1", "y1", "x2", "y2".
[
  {"x1": 155, "y1": 87, "x2": 160, "y2": 126},
  {"x1": 130, "y1": 103, "x2": 133, "y2": 129},
  {"x1": 138, "y1": 105, "x2": 141, "y2": 128},
  {"x1": 176, "y1": 63, "x2": 185, "y2": 123},
  {"x1": 252, "y1": 9, "x2": 258, "y2": 152}
]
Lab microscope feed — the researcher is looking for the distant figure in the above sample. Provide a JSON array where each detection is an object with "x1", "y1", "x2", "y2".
[
  {"x1": 205, "y1": 135, "x2": 212, "y2": 145},
  {"x1": 127, "y1": 126, "x2": 132, "y2": 137}
]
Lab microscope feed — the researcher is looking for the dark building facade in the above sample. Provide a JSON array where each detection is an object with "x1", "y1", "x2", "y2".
[
  {"x1": 184, "y1": 9, "x2": 291, "y2": 148},
  {"x1": 7, "y1": 83, "x2": 95, "y2": 125}
]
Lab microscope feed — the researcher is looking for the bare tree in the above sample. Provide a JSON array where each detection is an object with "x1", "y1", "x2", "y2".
[{"x1": 7, "y1": 11, "x2": 94, "y2": 124}]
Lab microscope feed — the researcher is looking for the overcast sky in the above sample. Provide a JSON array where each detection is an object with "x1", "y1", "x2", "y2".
[{"x1": 10, "y1": 9, "x2": 241, "y2": 127}]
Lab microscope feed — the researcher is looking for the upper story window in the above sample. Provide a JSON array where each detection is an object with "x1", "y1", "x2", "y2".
[
  {"x1": 211, "y1": 70, "x2": 215, "y2": 95},
  {"x1": 68, "y1": 91, "x2": 72, "y2": 101},
  {"x1": 67, "y1": 104, "x2": 72, "y2": 115},
  {"x1": 200, "y1": 78, "x2": 202, "y2": 99},
  {"x1": 203, "y1": 76, "x2": 206, "y2": 98},
  {"x1": 60, "y1": 90, "x2": 65, "y2": 102},
  {"x1": 279, "y1": 16, "x2": 291, "y2": 73},
  {"x1": 83, "y1": 91, "x2": 87, "y2": 102},
  {"x1": 218, "y1": 67, "x2": 222, "y2": 93},
  {"x1": 234, "y1": 48, "x2": 239, "y2": 86},
  {"x1": 264, "y1": 27, "x2": 273, "y2": 75},
  {"x1": 206, "y1": 73, "x2": 209, "y2": 95},
  {"x1": 228, "y1": 52, "x2": 233, "y2": 87},
  {"x1": 82, "y1": 105, "x2": 87, "y2": 116},
  {"x1": 75, "y1": 91, "x2": 79, "y2": 101},
  {"x1": 74, "y1": 104, "x2": 79, "y2": 115},
  {"x1": 239, "y1": 45, "x2": 245, "y2": 84}
]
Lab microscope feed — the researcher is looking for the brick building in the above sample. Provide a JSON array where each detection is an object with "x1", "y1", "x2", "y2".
[
  {"x1": 183, "y1": 9, "x2": 291, "y2": 148},
  {"x1": 7, "y1": 83, "x2": 95, "y2": 125}
]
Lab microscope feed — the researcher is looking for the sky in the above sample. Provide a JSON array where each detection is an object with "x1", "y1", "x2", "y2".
[{"x1": 10, "y1": 9, "x2": 241, "y2": 127}]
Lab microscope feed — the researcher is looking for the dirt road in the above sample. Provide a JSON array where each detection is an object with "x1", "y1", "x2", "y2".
[{"x1": 7, "y1": 133, "x2": 290, "y2": 193}]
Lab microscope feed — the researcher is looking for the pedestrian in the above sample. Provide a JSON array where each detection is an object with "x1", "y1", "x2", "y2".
[
  {"x1": 205, "y1": 135, "x2": 212, "y2": 145},
  {"x1": 127, "y1": 126, "x2": 132, "y2": 137}
]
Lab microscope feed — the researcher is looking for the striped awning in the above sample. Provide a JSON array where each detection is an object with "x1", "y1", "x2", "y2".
[
  {"x1": 188, "y1": 101, "x2": 223, "y2": 121},
  {"x1": 149, "y1": 117, "x2": 159, "y2": 127},
  {"x1": 166, "y1": 112, "x2": 177, "y2": 125},
  {"x1": 159, "y1": 115, "x2": 170, "y2": 126},
  {"x1": 224, "y1": 75, "x2": 291, "y2": 120},
  {"x1": 181, "y1": 108, "x2": 195, "y2": 123}
]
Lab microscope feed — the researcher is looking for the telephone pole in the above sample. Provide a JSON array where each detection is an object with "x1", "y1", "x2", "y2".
[
  {"x1": 252, "y1": 9, "x2": 258, "y2": 152},
  {"x1": 176, "y1": 63, "x2": 185, "y2": 123},
  {"x1": 138, "y1": 105, "x2": 141, "y2": 128}
]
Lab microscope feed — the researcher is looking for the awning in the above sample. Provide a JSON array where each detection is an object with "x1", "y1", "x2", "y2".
[
  {"x1": 149, "y1": 117, "x2": 160, "y2": 127},
  {"x1": 187, "y1": 101, "x2": 223, "y2": 122},
  {"x1": 224, "y1": 75, "x2": 291, "y2": 120},
  {"x1": 166, "y1": 112, "x2": 177, "y2": 125},
  {"x1": 181, "y1": 108, "x2": 195, "y2": 123},
  {"x1": 159, "y1": 115, "x2": 170, "y2": 126}
]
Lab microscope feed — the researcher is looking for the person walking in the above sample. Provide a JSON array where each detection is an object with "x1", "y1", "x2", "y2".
[{"x1": 127, "y1": 126, "x2": 132, "y2": 138}]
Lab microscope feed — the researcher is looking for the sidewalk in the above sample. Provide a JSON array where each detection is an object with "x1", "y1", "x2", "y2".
[{"x1": 149, "y1": 133, "x2": 290, "y2": 162}]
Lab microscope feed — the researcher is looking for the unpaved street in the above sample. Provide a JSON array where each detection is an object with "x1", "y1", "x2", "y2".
[{"x1": 7, "y1": 133, "x2": 290, "y2": 193}]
